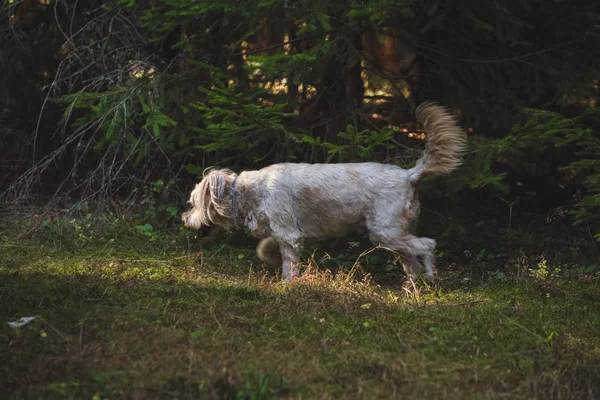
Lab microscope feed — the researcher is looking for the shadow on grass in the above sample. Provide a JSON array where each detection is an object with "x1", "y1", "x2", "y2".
[{"x1": 0, "y1": 266, "x2": 297, "y2": 399}]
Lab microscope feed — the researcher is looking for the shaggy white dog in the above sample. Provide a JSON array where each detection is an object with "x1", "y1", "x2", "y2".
[{"x1": 182, "y1": 102, "x2": 466, "y2": 282}]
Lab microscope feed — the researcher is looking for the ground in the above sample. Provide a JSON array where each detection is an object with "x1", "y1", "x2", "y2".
[{"x1": 1, "y1": 214, "x2": 599, "y2": 399}]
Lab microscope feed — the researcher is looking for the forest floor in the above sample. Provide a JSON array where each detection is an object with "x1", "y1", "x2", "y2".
[{"x1": 1, "y1": 213, "x2": 599, "y2": 399}]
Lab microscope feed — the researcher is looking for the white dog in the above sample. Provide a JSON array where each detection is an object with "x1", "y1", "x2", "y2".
[{"x1": 182, "y1": 102, "x2": 466, "y2": 282}]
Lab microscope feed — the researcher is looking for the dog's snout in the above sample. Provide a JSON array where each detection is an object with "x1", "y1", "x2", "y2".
[{"x1": 181, "y1": 211, "x2": 190, "y2": 225}]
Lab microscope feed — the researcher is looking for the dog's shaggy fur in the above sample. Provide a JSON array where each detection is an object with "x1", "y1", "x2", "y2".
[{"x1": 182, "y1": 102, "x2": 466, "y2": 282}]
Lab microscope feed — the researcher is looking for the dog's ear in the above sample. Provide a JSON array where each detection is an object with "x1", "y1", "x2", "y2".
[
  {"x1": 211, "y1": 171, "x2": 229, "y2": 198},
  {"x1": 186, "y1": 168, "x2": 237, "y2": 228}
]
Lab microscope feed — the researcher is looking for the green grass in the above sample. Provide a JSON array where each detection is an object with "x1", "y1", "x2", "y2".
[{"x1": 1, "y1": 215, "x2": 599, "y2": 399}]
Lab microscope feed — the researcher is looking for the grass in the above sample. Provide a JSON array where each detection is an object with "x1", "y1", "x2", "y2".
[{"x1": 1, "y1": 214, "x2": 599, "y2": 399}]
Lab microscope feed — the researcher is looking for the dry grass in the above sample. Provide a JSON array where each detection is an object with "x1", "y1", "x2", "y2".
[{"x1": 1, "y1": 215, "x2": 599, "y2": 399}]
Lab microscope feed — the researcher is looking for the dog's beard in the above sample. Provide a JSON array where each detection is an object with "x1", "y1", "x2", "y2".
[
  {"x1": 182, "y1": 207, "x2": 219, "y2": 239},
  {"x1": 182, "y1": 208, "x2": 208, "y2": 230}
]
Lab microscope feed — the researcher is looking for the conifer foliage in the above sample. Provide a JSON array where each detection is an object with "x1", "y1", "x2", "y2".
[{"x1": 1, "y1": 0, "x2": 599, "y2": 233}]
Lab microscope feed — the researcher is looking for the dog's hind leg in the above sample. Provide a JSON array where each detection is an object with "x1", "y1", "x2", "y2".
[
  {"x1": 367, "y1": 224, "x2": 437, "y2": 281},
  {"x1": 403, "y1": 236, "x2": 436, "y2": 280},
  {"x1": 420, "y1": 242, "x2": 437, "y2": 280},
  {"x1": 397, "y1": 237, "x2": 436, "y2": 281},
  {"x1": 398, "y1": 253, "x2": 425, "y2": 282}
]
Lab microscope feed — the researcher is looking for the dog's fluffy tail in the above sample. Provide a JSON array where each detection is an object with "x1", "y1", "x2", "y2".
[{"x1": 409, "y1": 102, "x2": 466, "y2": 183}]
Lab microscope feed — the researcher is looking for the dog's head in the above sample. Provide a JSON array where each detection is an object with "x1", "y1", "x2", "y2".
[{"x1": 182, "y1": 168, "x2": 238, "y2": 236}]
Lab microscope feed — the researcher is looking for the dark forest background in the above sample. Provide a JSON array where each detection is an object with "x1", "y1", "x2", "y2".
[{"x1": 1, "y1": 0, "x2": 600, "y2": 266}]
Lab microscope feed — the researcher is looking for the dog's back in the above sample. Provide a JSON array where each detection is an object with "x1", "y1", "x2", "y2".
[{"x1": 240, "y1": 162, "x2": 415, "y2": 238}]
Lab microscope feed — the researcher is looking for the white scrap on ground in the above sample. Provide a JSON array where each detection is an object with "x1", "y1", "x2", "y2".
[{"x1": 7, "y1": 316, "x2": 36, "y2": 328}]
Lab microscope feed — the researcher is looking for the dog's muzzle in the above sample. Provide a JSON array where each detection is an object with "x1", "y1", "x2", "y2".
[
  {"x1": 181, "y1": 210, "x2": 191, "y2": 226},
  {"x1": 181, "y1": 211, "x2": 212, "y2": 239}
]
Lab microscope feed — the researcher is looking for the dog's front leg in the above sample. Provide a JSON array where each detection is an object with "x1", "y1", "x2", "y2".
[{"x1": 279, "y1": 241, "x2": 300, "y2": 282}]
